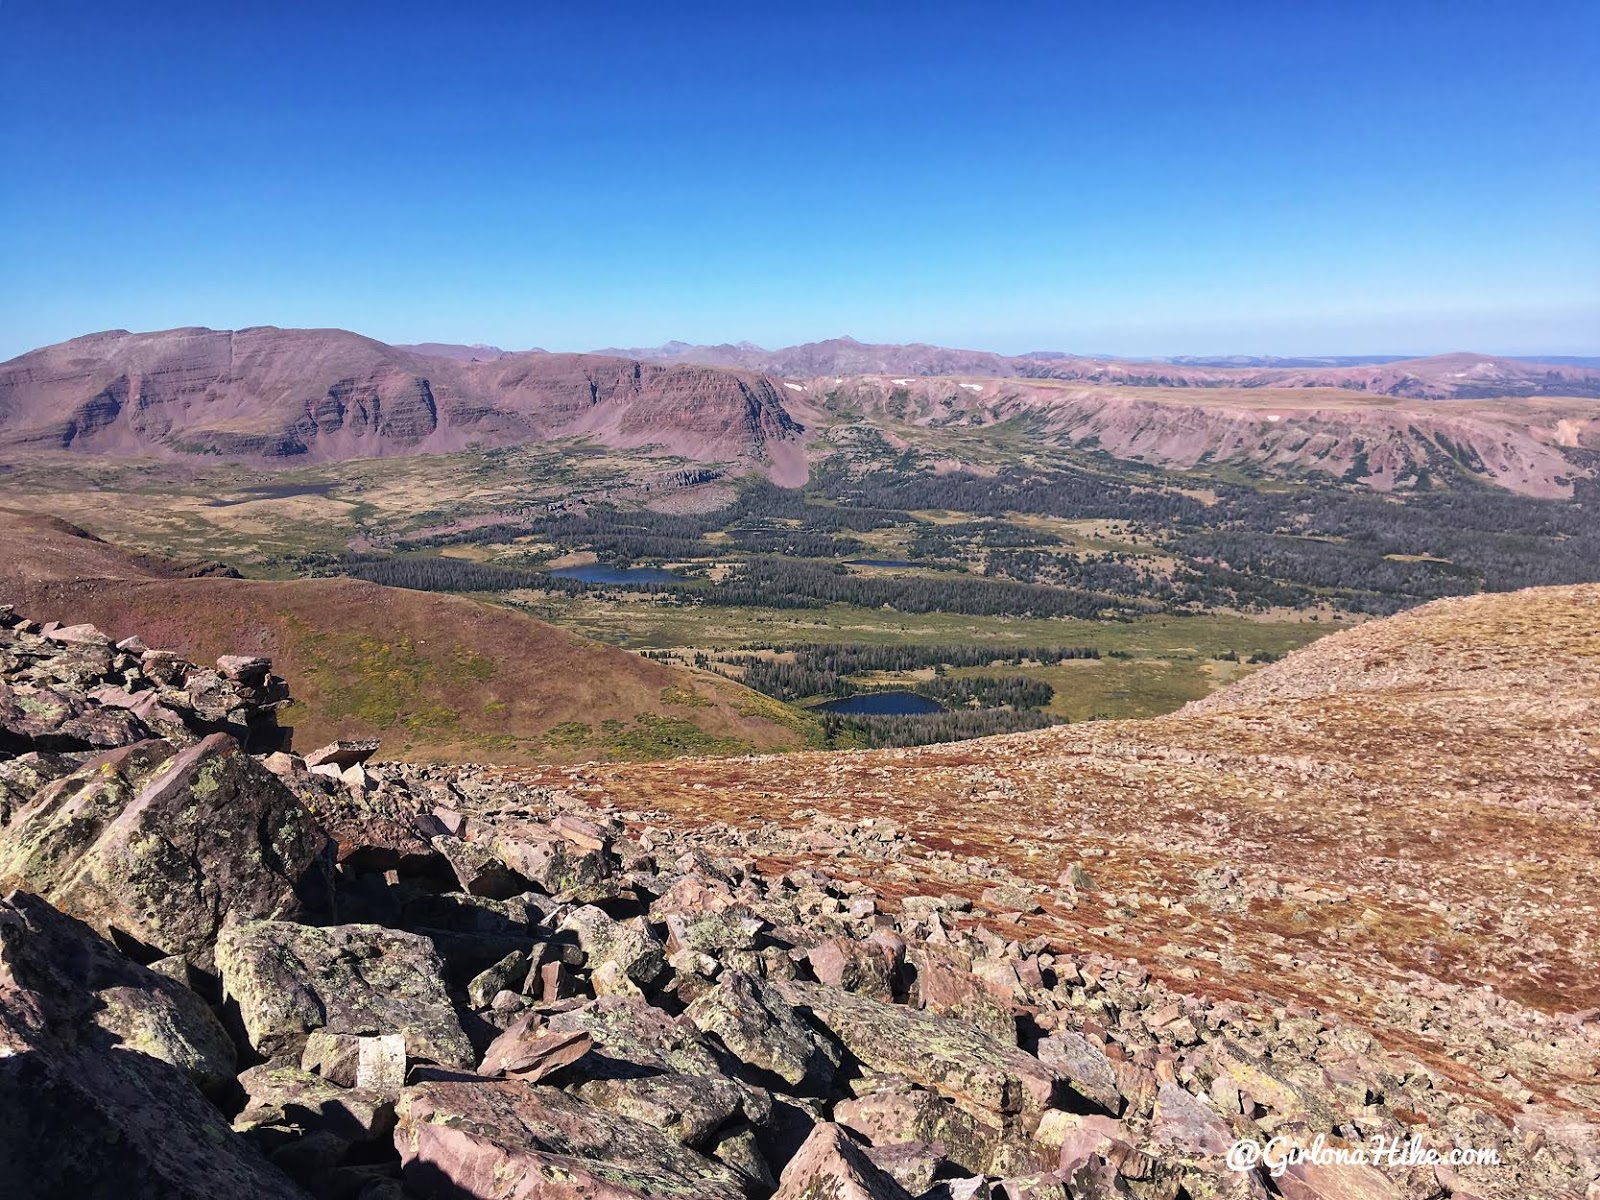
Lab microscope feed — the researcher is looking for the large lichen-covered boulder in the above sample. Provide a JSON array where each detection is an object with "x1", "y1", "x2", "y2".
[
  {"x1": 834, "y1": 1078, "x2": 1048, "y2": 1178},
  {"x1": 0, "y1": 890, "x2": 236, "y2": 1093},
  {"x1": 777, "y1": 980, "x2": 1063, "y2": 1126},
  {"x1": 0, "y1": 733, "x2": 333, "y2": 967},
  {"x1": 0, "y1": 895, "x2": 305, "y2": 1199},
  {"x1": 686, "y1": 970, "x2": 841, "y2": 1095},
  {"x1": 394, "y1": 1080, "x2": 748, "y2": 1199},
  {"x1": 216, "y1": 921, "x2": 475, "y2": 1069},
  {"x1": 572, "y1": 1072, "x2": 769, "y2": 1150}
]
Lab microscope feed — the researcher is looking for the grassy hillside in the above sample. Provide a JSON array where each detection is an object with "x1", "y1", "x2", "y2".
[{"x1": 0, "y1": 510, "x2": 816, "y2": 763}]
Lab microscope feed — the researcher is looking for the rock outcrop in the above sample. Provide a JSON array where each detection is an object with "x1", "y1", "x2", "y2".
[
  {"x1": 0, "y1": 733, "x2": 333, "y2": 967},
  {"x1": 0, "y1": 607, "x2": 288, "y2": 757}
]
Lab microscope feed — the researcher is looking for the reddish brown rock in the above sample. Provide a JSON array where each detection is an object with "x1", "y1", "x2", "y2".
[
  {"x1": 906, "y1": 943, "x2": 1017, "y2": 1043},
  {"x1": 808, "y1": 935, "x2": 898, "y2": 1002},
  {"x1": 480, "y1": 1015, "x2": 593, "y2": 1082},
  {"x1": 772, "y1": 1122, "x2": 913, "y2": 1200},
  {"x1": 1275, "y1": 1161, "x2": 1404, "y2": 1200},
  {"x1": 1151, "y1": 1081, "x2": 1235, "y2": 1158},
  {"x1": 394, "y1": 1080, "x2": 747, "y2": 1199}
]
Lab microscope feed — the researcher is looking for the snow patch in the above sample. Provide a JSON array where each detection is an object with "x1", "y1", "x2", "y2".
[
  {"x1": 784, "y1": 383, "x2": 807, "y2": 392},
  {"x1": 1266, "y1": 414, "x2": 1281, "y2": 422},
  {"x1": 959, "y1": 383, "x2": 984, "y2": 393},
  {"x1": 891, "y1": 378, "x2": 914, "y2": 385}
]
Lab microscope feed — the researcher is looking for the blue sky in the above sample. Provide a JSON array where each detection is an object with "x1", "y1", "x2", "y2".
[{"x1": 2, "y1": 1, "x2": 1596, "y2": 359}]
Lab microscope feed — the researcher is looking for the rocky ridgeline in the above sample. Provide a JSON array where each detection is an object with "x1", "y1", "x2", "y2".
[{"x1": 0, "y1": 612, "x2": 1596, "y2": 1200}]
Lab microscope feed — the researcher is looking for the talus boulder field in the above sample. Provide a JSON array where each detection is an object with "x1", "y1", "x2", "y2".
[{"x1": 0, "y1": 591, "x2": 1596, "y2": 1198}]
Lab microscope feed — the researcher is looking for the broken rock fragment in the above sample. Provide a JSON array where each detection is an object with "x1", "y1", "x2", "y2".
[
  {"x1": 480, "y1": 1013, "x2": 594, "y2": 1082},
  {"x1": 772, "y1": 1121, "x2": 914, "y2": 1200},
  {"x1": 301, "y1": 737, "x2": 381, "y2": 771}
]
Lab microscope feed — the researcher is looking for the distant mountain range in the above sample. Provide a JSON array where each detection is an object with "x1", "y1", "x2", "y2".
[
  {"x1": 589, "y1": 336, "x2": 1600, "y2": 399},
  {"x1": 3, "y1": 327, "x2": 1598, "y2": 497}
]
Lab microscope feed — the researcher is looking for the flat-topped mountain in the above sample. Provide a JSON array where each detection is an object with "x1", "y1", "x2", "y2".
[
  {"x1": 393, "y1": 342, "x2": 520, "y2": 361},
  {"x1": 822, "y1": 373, "x2": 1600, "y2": 497},
  {"x1": 0, "y1": 326, "x2": 808, "y2": 483}
]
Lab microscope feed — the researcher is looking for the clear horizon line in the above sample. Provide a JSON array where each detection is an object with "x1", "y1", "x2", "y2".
[{"x1": 8, "y1": 324, "x2": 1597, "y2": 365}]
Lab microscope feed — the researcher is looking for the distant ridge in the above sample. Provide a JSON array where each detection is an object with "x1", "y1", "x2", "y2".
[
  {"x1": 395, "y1": 341, "x2": 524, "y2": 361},
  {"x1": 591, "y1": 337, "x2": 1600, "y2": 398}
]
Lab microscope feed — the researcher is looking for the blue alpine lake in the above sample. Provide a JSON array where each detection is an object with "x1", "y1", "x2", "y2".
[
  {"x1": 812, "y1": 691, "x2": 946, "y2": 715},
  {"x1": 548, "y1": 564, "x2": 682, "y2": 584}
]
